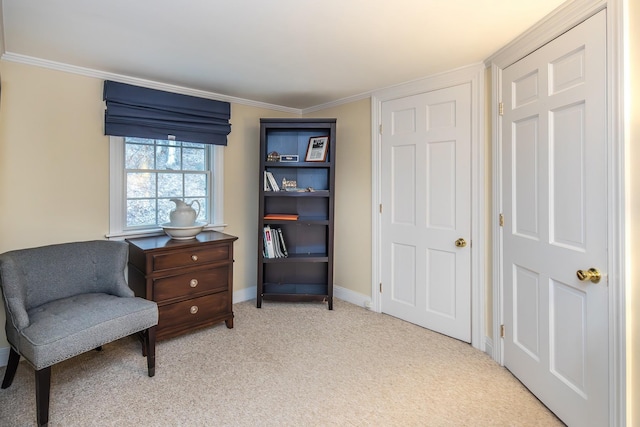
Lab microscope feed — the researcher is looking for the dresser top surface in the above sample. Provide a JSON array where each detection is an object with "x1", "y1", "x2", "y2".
[{"x1": 126, "y1": 231, "x2": 238, "y2": 252}]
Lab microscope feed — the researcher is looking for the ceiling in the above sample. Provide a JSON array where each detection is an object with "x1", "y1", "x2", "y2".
[{"x1": 0, "y1": 0, "x2": 568, "y2": 110}]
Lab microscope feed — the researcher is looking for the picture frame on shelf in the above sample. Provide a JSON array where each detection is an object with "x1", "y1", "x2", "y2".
[{"x1": 305, "y1": 136, "x2": 329, "y2": 162}]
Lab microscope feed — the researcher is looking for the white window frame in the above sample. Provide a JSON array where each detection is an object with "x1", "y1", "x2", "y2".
[{"x1": 107, "y1": 136, "x2": 226, "y2": 239}]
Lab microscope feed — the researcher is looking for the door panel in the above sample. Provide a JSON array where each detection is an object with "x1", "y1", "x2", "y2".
[
  {"x1": 551, "y1": 102, "x2": 587, "y2": 248},
  {"x1": 501, "y1": 10, "x2": 608, "y2": 426},
  {"x1": 427, "y1": 248, "x2": 456, "y2": 317},
  {"x1": 381, "y1": 83, "x2": 471, "y2": 342},
  {"x1": 513, "y1": 116, "x2": 540, "y2": 239},
  {"x1": 391, "y1": 243, "x2": 416, "y2": 305}
]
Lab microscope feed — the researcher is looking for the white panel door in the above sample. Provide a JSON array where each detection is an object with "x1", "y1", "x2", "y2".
[
  {"x1": 501, "y1": 11, "x2": 608, "y2": 426},
  {"x1": 381, "y1": 83, "x2": 471, "y2": 342}
]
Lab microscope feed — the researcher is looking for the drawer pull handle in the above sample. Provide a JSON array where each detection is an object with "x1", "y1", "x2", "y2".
[
  {"x1": 190, "y1": 279, "x2": 198, "y2": 288},
  {"x1": 190, "y1": 305, "x2": 199, "y2": 314},
  {"x1": 191, "y1": 255, "x2": 198, "y2": 261}
]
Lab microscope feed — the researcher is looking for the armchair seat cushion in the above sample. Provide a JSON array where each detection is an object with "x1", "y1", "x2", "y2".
[{"x1": 19, "y1": 293, "x2": 158, "y2": 370}]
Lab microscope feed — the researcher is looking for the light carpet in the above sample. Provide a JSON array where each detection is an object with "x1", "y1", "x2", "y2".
[{"x1": 0, "y1": 299, "x2": 564, "y2": 426}]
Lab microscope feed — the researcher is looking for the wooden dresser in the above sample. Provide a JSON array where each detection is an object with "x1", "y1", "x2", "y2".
[{"x1": 126, "y1": 231, "x2": 238, "y2": 340}]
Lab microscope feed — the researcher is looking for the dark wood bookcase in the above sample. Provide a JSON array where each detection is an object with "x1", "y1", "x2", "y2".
[{"x1": 257, "y1": 118, "x2": 336, "y2": 309}]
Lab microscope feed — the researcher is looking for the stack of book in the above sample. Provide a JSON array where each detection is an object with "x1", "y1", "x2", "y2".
[{"x1": 263, "y1": 225, "x2": 288, "y2": 258}]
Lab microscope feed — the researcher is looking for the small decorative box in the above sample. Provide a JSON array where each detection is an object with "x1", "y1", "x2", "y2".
[{"x1": 279, "y1": 154, "x2": 299, "y2": 162}]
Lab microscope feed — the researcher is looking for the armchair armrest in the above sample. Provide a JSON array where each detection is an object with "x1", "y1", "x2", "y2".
[{"x1": 0, "y1": 255, "x2": 30, "y2": 331}]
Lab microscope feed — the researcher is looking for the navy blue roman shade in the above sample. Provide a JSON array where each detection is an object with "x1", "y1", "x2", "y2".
[{"x1": 103, "y1": 80, "x2": 231, "y2": 145}]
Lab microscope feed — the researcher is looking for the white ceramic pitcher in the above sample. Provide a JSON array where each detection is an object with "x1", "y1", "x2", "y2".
[{"x1": 169, "y1": 198, "x2": 201, "y2": 226}]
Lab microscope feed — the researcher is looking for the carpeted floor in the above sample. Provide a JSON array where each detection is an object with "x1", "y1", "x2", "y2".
[{"x1": 0, "y1": 299, "x2": 564, "y2": 426}]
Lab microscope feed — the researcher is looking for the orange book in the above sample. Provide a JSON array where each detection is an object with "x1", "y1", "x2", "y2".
[{"x1": 264, "y1": 213, "x2": 298, "y2": 220}]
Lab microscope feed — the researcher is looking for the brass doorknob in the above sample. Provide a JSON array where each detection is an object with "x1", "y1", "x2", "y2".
[
  {"x1": 576, "y1": 268, "x2": 601, "y2": 284},
  {"x1": 455, "y1": 238, "x2": 467, "y2": 248}
]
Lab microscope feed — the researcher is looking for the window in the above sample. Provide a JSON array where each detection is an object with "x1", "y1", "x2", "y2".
[{"x1": 109, "y1": 136, "x2": 225, "y2": 238}]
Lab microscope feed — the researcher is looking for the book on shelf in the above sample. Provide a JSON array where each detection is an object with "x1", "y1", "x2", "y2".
[
  {"x1": 264, "y1": 171, "x2": 271, "y2": 191},
  {"x1": 265, "y1": 171, "x2": 280, "y2": 191},
  {"x1": 263, "y1": 225, "x2": 289, "y2": 258},
  {"x1": 272, "y1": 228, "x2": 284, "y2": 258},
  {"x1": 264, "y1": 213, "x2": 299, "y2": 220},
  {"x1": 276, "y1": 228, "x2": 288, "y2": 257},
  {"x1": 263, "y1": 226, "x2": 276, "y2": 258}
]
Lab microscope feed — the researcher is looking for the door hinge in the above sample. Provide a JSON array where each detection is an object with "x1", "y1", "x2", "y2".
[
  {"x1": 379, "y1": 282, "x2": 383, "y2": 293},
  {"x1": 499, "y1": 213, "x2": 504, "y2": 227},
  {"x1": 379, "y1": 124, "x2": 383, "y2": 134},
  {"x1": 499, "y1": 102, "x2": 504, "y2": 116},
  {"x1": 500, "y1": 324, "x2": 505, "y2": 338},
  {"x1": 380, "y1": 204, "x2": 383, "y2": 214}
]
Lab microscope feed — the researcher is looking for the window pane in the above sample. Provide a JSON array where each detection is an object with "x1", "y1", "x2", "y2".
[
  {"x1": 184, "y1": 173, "x2": 207, "y2": 197},
  {"x1": 157, "y1": 173, "x2": 183, "y2": 197},
  {"x1": 183, "y1": 147, "x2": 205, "y2": 171},
  {"x1": 127, "y1": 199, "x2": 157, "y2": 226},
  {"x1": 125, "y1": 143, "x2": 154, "y2": 169},
  {"x1": 156, "y1": 144, "x2": 182, "y2": 170},
  {"x1": 122, "y1": 138, "x2": 211, "y2": 231},
  {"x1": 182, "y1": 142, "x2": 203, "y2": 148},
  {"x1": 127, "y1": 173, "x2": 156, "y2": 198},
  {"x1": 126, "y1": 137, "x2": 151, "y2": 144}
]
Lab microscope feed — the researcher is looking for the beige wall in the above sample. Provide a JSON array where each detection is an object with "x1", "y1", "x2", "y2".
[
  {"x1": 305, "y1": 100, "x2": 373, "y2": 297},
  {"x1": 221, "y1": 104, "x2": 295, "y2": 297},
  {"x1": 0, "y1": 61, "x2": 112, "y2": 349},
  {"x1": 0, "y1": 62, "x2": 110, "y2": 247}
]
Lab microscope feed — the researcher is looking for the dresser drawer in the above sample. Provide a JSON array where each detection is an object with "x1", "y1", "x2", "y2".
[
  {"x1": 158, "y1": 292, "x2": 230, "y2": 333},
  {"x1": 151, "y1": 244, "x2": 231, "y2": 272},
  {"x1": 153, "y1": 266, "x2": 229, "y2": 302}
]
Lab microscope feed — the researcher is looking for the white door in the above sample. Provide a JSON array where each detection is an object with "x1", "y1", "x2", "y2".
[
  {"x1": 501, "y1": 11, "x2": 608, "y2": 426},
  {"x1": 380, "y1": 83, "x2": 471, "y2": 342}
]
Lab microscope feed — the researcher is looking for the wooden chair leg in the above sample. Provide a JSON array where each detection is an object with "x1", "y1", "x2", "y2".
[
  {"x1": 139, "y1": 331, "x2": 147, "y2": 357},
  {"x1": 146, "y1": 326, "x2": 156, "y2": 377},
  {"x1": 35, "y1": 366, "x2": 51, "y2": 427},
  {"x1": 1, "y1": 347, "x2": 20, "y2": 389}
]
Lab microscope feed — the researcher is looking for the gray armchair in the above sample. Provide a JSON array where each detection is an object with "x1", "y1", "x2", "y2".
[{"x1": 0, "y1": 240, "x2": 158, "y2": 427}]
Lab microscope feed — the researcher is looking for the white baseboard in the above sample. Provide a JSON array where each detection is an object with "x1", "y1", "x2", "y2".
[
  {"x1": 485, "y1": 336, "x2": 494, "y2": 359},
  {"x1": 233, "y1": 285, "x2": 257, "y2": 304},
  {"x1": 234, "y1": 285, "x2": 372, "y2": 310},
  {"x1": 333, "y1": 285, "x2": 372, "y2": 309}
]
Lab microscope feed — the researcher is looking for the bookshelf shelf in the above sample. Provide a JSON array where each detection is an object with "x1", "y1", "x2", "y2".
[
  {"x1": 265, "y1": 162, "x2": 331, "y2": 168},
  {"x1": 263, "y1": 191, "x2": 331, "y2": 198},
  {"x1": 263, "y1": 219, "x2": 329, "y2": 227},
  {"x1": 257, "y1": 118, "x2": 336, "y2": 309}
]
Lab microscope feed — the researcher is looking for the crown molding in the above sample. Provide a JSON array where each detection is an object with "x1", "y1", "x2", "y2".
[
  {"x1": 485, "y1": 0, "x2": 606, "y2": 69},
  {"x1": 0, "y1": 52, "x2": 302, "y2": 115},
  {"x1": 303, "y1": 62, "x2": 487, "y2": 114},
  {"x1": 372, "y1": 62, "x2": 485, "y2": 102},
  {"x1": 301, "y1": 91, "x2": 372, "y2": 114}
]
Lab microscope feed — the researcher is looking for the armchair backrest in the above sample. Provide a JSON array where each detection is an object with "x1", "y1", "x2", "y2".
[{"x1": 0, "y1": 240, "x2": 133, "y2": 332}]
